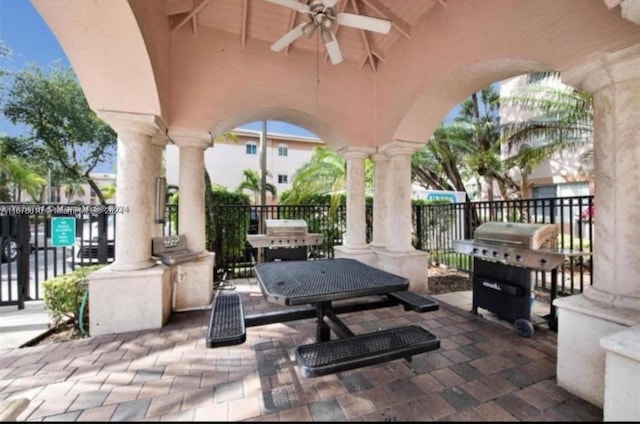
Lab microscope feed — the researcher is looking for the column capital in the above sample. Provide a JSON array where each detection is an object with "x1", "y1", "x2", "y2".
[
  {"x1": 97, "y1": 110, "x2": 166, "y2": 136},
  {"x1": 562, "y1": 43, "x2": 640, "y2": 93},
  {"x1": 151, "y1": 135, "x2": 169, "y2": 147},
  {"x1": 371, "y1": 152, "x2": 389, "y2": 162},
  {"x1": 337, "y1": 146, "x2": 375, "y2": 160},
  {"x1": 605, "y1": 0, "x2": 640, "y2": 25},
  {"x1": 378, "y1": 140, "x2": 422, "y2": 157},
  {"x1": 168, "y1": 128, "x2": 213, "y2": 149}
]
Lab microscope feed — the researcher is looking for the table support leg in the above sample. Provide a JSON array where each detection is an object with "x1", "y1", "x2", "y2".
[{"x1": 316, "y1": 301, "x2": 331, "y2": 342}]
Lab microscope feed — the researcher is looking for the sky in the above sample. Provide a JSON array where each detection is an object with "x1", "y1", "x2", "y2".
[{"x1": 0, "y1": 0, "x2": 319, "y2": 174}]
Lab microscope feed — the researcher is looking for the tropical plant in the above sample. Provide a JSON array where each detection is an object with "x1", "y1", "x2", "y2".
[
  {"x1": 0, "y1": 139, "x2": 46, "y2": 202},
  {"x1": 412, "y1": 86, "x2": 519, "y2": 201},
  {"x1": 500, "y1": 72, "x2": 594, "y2": 196},
  {"x1": 236, "y1": 168, "x2": 277, "y2": 204},
  {"x1": 43, "y1": 264, "x2": 105, "y2": 329}
]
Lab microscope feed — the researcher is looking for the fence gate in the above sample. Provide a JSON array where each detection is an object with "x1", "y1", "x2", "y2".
[{"x1": 0, "y1": 214, "x2": 30, "y2": 308}]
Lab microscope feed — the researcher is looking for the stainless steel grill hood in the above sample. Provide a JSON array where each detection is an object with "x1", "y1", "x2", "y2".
[{"x1": 453, "y1": 222, "x2": 569, "y2": 270}]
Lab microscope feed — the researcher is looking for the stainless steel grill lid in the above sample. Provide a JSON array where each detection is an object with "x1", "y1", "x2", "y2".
[
  {"x1": 265, "y1": 219, "x2": 308, "y2": 236},
  {"x1": 473, "y1": 222, "x2": 558, "y2": 250},
  {"x1": 247, "y1": 219, "x2": 323, "y2": 248}
]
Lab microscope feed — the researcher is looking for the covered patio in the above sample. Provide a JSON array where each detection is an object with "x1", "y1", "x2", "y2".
[{"x1": 24, "y1": 0, "x2": 640, "y2": 420}]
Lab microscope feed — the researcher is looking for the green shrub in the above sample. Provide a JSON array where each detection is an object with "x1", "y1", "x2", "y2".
[{"x1": 42, "y1": 265, "x2": 105, "y2": 327}]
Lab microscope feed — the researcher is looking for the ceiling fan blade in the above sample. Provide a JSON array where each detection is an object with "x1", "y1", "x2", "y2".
[
  {"x1": 336, "y1": 12, "x2": 391, "y2": 34},
  {"x1": 322, "y1": 29, "x2": 343, "y2": 65},
  {"x1": 263, "y1": 0, "x2": 310, "y2": 14},
  {"x1": 270, "y1": 22, "x2": 307, "y2": 52},
  {"x1": 321, "y1": 0, "x2": 339, "y2": 7}
]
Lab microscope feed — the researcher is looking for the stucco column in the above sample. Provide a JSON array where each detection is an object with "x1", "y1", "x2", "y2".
[
  {"x1": 169, "y1": 129, "x2": 212, "y2": 254},
  {"x1": 370, "y1": 152, "x2": 390, "y2": 248},
  {"x1": 339, "y1": 147, "x2": 373, "y2": 250},
  {"x1": 98, "y1": 111, "x2": 164, "y2": 271},
  {"x1": 563, "y1": 44, "x2": 640, "y2": 309},
  {"x1": 150, "y1": 136, "x2": 168, "y2": 238},
  {"x1": 379, "y1": 141, "x2": 419, "y2": 252},
  {"x1": 554, "y1": 44, "x2": 640, "y2": 411}
]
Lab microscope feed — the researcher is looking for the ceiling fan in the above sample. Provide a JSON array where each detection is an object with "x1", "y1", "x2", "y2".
[{"x1": 265, "y1": 0, "x2": 392, "y2": 65}]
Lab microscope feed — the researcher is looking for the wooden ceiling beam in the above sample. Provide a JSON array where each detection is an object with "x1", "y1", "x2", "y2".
[
  {"x1": 241, "y1": 0, "x2": 249, "y2": 46},
  {"x1": 352, "y1": 0, "x2": 376, "y2": 72},
  {"x1": 360, "y1": 0, "x2": 411, "y2": 39},
  {"x1": 166, "y1": 0, "x2": 193, "y2": 16},
  {"x1": 172, "y1": 0, "x2": 212, "y2": 33}
]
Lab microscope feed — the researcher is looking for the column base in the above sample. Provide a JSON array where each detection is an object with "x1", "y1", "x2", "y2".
[
  {"x1": 88, "y1": 264, "x2": 171, "y2": 337},
  {"x1": 110, "y1": 258, "x2": 158, "y2": 272},
  {"x1": 600, "y1": 324, "x2": 640, "y2": 421},
  {"x1": 553, "y1": 293, "x2": 640, "y2": 409},
  {"x1": 333, "y1": 245, "x2": 376, "y2": 266},
  {"x1": 374, "y1": 248, "x2": 429, "y2": 292},
  {"x1": 170, "y1": 252, "x2": 215, "y2": 312}
]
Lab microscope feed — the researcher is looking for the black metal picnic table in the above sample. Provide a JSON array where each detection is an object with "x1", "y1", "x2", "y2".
[
  {"x1": 207, "y1": 258, "x2": 441, "y2": 377},
  {"x1": 253, "y1": 258, "x2": 410, "y2": 341}
]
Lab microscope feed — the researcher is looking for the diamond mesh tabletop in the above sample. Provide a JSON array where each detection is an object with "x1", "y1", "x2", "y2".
[{"x1": 253, "y1": 258, "x2": 409, "y2": 306}]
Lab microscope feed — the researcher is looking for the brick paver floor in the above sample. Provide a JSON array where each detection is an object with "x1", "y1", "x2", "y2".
[{"x1": 0, "y1": 290, "x2": 602, "y2": 421}]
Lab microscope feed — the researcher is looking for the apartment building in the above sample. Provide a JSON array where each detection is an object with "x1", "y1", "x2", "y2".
[{"x1": 164, "y1": 127, "x2": 325, "y2": 204}]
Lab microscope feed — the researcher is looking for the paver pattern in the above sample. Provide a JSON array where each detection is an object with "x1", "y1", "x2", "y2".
[{"x1": 0, "y1": 290, "x2": 602, "y2": 421}]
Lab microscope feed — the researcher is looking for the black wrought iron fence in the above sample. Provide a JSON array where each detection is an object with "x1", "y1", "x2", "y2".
[{"x1": 1, "y1": 196, "x2": 593, "y2": 305}]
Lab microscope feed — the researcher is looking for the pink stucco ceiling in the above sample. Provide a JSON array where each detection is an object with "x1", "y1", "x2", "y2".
[{"x1": 31, "y1": 0, "x2": 640, "y2": 150}]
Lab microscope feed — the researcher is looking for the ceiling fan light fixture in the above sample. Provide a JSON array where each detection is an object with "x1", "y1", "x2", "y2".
[
  {"x1": 320, "y1": 27, "x2": 333, "y2": 44},
  {"x1": 302, "y1": 21, "x2": 316, "y2": 37}
]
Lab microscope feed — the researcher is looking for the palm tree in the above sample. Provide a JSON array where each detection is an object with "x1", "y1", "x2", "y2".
[
  {"x1": 412, "y1": 86, "x2": 519, "y2": 201},
  {"x1": 500, "y1": 72, "x2": 594, "y2": 195},
  {"x1": 0, "y1": 142, "x2": 46, "y2": 202},
  {"x1": 64, "y1": 181, "x2": 86, "y2": 203},
  {"x1": 236, "y1": 168, "x2": 276, "y2": 204}
]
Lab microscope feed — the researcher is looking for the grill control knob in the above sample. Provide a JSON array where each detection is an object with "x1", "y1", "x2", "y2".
[
  {"x1": 540, "y1": 258, "x2": 548, "y2": 267},
  {"x1": 503, "y1": 253, "x2": 510, "y2": 259},
  {"x1": 482, "y1": 249, "x2": 488, "y2": 255},
  {"x1": 472, "y1": 248, "x2": 478, "y2": 254},
  {"x1": 492, "y1": 251, "x2": 498, "y2": 257},
  {"x1": 515, "y1": 255, "x2": 523, "y2": 262}
]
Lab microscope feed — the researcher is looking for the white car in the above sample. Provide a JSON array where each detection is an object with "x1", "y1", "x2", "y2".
[{"x1": 66, "y1": 215, "x2": 115, "y2": 268}]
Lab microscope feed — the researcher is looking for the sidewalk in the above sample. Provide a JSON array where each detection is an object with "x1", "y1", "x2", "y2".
[{"x1": 0, "y1": 301, "x2": 53, "y2": 350}]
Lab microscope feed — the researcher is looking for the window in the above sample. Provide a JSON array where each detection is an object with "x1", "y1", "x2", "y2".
[
  {"x1": 278, "y1": 144, "x2": 288, "y2": 157},
  {"x1": 246, "y1": 143, "x2": 257, "y2": 155},
  {"x1": 278, "y1": 174, "x2": 288, "y2": 184}
]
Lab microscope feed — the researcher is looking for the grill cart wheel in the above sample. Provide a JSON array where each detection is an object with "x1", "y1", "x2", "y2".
[{"x1": 514, "y1": 318, "x2": 534, "y2": 338}]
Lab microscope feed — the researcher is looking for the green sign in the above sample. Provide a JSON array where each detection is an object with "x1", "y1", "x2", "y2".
[
  {"x1": 426, "y1": 193, "x2": 457, "y2": 203},
  {"x1": 51, "y1": 217, "x2": 76, "y2": 247}
]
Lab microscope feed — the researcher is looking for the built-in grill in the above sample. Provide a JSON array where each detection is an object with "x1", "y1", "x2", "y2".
[
  {"x1": 246, "y1": 219, "x2": 324, "y2": 262},
  {"x1": 453, "y1": 221, "x2": 588, "y2": 337},
  {"x1": 152, "y1": 234, "x2": 199, "y2": 265}
]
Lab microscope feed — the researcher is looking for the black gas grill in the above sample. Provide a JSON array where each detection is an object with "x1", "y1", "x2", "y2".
[{"x1": 453, "y1": 222, "x2": 587, "y2": 337}]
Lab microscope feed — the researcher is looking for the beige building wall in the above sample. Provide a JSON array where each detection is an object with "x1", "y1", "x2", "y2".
[{"x1": 165, "y1": 128, "x2": 324, "y2": 204}]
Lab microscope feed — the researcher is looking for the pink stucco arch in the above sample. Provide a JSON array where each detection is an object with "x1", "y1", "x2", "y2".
[
  {"x1": 210, "y1": 107, "x2": 347, "y2": 150},
  {"x1": 394, "y1": 59, "x2": 554, "y2": 143},
  {"x1": 31, "y1": 0, "x2": 168, "y2": 119}
]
